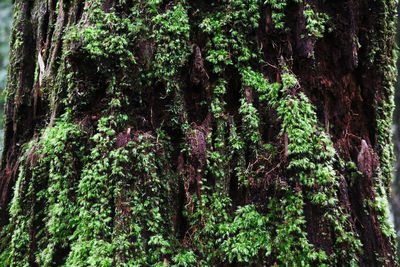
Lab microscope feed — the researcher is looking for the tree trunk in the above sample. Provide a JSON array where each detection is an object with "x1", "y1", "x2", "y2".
[
  {"x1": 391, "y1": 1, "x2": 400, "y2": 258},
  {"x1": 0, "y1": 0, "x2": 397, "y2": 266}
]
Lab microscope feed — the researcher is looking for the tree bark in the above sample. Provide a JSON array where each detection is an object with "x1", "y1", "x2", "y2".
[
  {"x1": 391, "y1": 1, "x2": 400, "y2": 258},
  {"x1": 0, "y1": 0, "x2": 398, "y2": 266}
]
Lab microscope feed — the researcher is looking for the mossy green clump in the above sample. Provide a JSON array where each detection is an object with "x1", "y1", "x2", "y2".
[
  {"x1": 240, "y1": 66, "x2": 363, "y2": 265},
  {"x1": 263, "y1": 0, "x2": 303, "y2": 30},
  {"x1": 268, "y1": 190, "x2": 329, "y2": 265},
  {"x1": 151, "y1": 2, "x2": 191, "y2": 89},
  {"x1": 303, "y1": 4, "x2": 330, "y2": 39},
  {"x1": 0, "y1": 113, "x2": 180, "y2": 266},
  {"x1": 1, "y1": 0, "x2": 398, "y2": 265},
  {"x1": 67, "y1": 116, "x2": 177, "y2": 266},
  {"x1": 67, "y1": 2, "x2": 141, "y2": 67},
  {"x1": 181, "y1": 188, "x2": 273, "y2": 265},
  {"x1": 0, "y1": 120, "x2": 86, "y2": 266},
  {"x1": 199, "y1": 0, "x2": 262, "y2": 74},
  {"x1": 66, "y1": 115, "x2": 123, "y2": 266},
  {"x1": 220, "y1": 204, "x2": 272, "y2": 262}
]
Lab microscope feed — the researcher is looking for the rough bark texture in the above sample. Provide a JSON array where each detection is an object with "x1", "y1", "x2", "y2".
[
  {"x1": 0, "y1": 0, "x2": 398, "y2": 266},
  {"x1": 392, "y1": 1, "x2": 400, "y2": 258}
]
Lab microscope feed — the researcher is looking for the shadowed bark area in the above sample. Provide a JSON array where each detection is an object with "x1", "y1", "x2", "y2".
[{"x1": 0, "y1": 0, "x2": 397, "y2": 266}]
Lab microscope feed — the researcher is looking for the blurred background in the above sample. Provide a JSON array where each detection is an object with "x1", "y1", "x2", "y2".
[
  {"x1": 0, "y1": 0, "x2": 12, "y2": 149},
  {"x1": 1, "y1": 0, "x2": 400, "y2": 257}
]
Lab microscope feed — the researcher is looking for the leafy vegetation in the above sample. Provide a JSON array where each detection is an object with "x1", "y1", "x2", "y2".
[{"x1": 0, "y1": 0, "x2": 398, "y2": 265}]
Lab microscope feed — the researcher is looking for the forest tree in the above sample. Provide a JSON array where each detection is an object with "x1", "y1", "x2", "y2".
[{"x1": 0, "y1": 0, "x2": 398, "y2": 266}]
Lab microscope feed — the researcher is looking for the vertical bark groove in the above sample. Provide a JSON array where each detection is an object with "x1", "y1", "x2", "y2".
[{"x1": 0, "y1": 0, "x2": 397, "y2": 266}]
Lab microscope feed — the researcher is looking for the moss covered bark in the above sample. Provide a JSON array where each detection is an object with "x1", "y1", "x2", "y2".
[{"x1": 0, "y1": 0, "x2": 398, "y2": 266}]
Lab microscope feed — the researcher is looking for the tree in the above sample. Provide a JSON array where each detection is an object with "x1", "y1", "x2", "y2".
[
  {"x1": 391, "y1": 2, "x2": 400, "y2": 258},
  {"x1": 0, "y1": 0, "x2": 397, "y2": 265},
  {"x1": 0, "y1": 0, "x2": 13, "y2": 146},
  {"x1": 0, "y1": 0, "x2": 12, "y2": 91}
]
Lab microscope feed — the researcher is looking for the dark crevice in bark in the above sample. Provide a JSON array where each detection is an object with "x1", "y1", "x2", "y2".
[
  {"x1": 303, "y1": 202, "x2": 334, "y2": 257},
  {"x1": 38, "y1": 3, "x2": 50, "y2": 47},
  {"x1": 103, "y1": 0, "x2": 115, "y2": 13},
  {"x1": 149, "y1": 84, "x2": 172, "y2": 130},
  {"x1": 52, "y1": 245, "x2": 69, "y2": 266},
  {"x1": 42, "y1": 3, "x2": 55, "y2": 62},
  {"x1": 77, "y1": 1, "x2": 84, "y2": 21},
  {"x1": 347, "y1": 173, "x2": 388, "y2": 265},
  {"x1": 46, "y1": 0, "x2": 68, "y2": 76},
  {"x1": 183, "y1": 81, "x2": 209, "y2": 125},
  {"x1": 188, "y1": 0, "x2": 219, "y2": 14},
  {"x1": 175, "y1": 180, "x2": 188, "y2": 242},
  {"x1": 224, "y1": 67, "x2": 241, "y2": 124},
  {"x1": 259, "y1": 109, "x2": 280, "y2": 144},
  {"x1": 68, "y1": 53, "x2": 109, "y2": 117},
  {"x1": 30, "y1": 193, "x2": 44, "y2": 267},
  {"x1": 286, "y1": 1, "x2": 312, "y2": 59},
  {"x1": 228, "y1": 170, "x2": 239, "y2": 207},
  {"x1": 311, "y1": 6, "x2": 389, "y2": 262}
]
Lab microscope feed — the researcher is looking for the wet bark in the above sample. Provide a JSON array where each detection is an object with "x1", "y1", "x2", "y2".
[
  {"x1": 392, "y1": 1, "x2": 400, "y2": 258},
  {"x1": 0, "y1": 0, "x2": 397, "y2": 266}
]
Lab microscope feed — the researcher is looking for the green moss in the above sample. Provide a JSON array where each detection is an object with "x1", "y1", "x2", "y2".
[
  {"x1": 2, "y1": 0, "x2": 398, "y2": 265},
  {"x1": 303, "y1": 4, "x2": 330, "y2": 39},
  {"x1": 182, "y1": 1, "x2": 361, "y2": 263},
  {"x1": 65, "y1": 113, "x2": 178, "y2": 265},
  {"x1": 0, "y1": 120, "x2": 85, "y2": 266},
  {"x1": 238, "y1": 98, "x2": 261, "y2": 145},
  {"x1": 262, "y1": 0, "x2": 302, "y2": 30},
  {"x1": 220, "y1": 205, "x2": 272, "y2": 263},
  {"x1": 240, "y1": 66, "x2": 363, "y2": 264},
  {"x1": 151, "y1": 2, "x2": 191, "y2": 89},
  {"x1": 200, "y1": 0, "x2": 262, "y2": 73},
  {"x1": 66, "y1": 2, "x2": 140, "y2": 68},
  {"x1": 66, "y1": 115, "x2": 121, "y2": 266},
  {"x1": 3, "y1": 0, "x2": 28, "y2": 113},
  {"x1": 367, "y1": 0, "x2": 398, "y2": 252}
]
